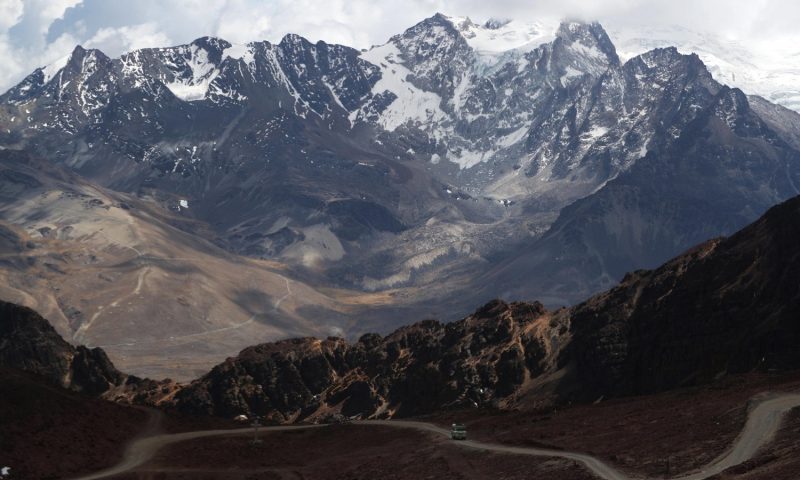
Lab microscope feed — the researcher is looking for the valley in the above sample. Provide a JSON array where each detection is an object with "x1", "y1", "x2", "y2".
[
  {"x1": 1, "y1": 7, "x2": 800, "y2": 479},
  {"x1": 1, "y1": 189, "x2": 800, "y2": 479},
  {"x1": 1, "y1": 13, "x2": 799, "y2": 379},
  {"x1": 0, "y1": 152, "x2": 404, "y2": 379}
]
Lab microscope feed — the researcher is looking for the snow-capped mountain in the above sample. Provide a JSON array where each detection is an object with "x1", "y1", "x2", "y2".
[
  {"x1": 450, "y1": 17, "x2": 558, "y2": 54},
  {"x1": 389, "y1": 17, "x2": 800, "y2": 114},
  {"x1": 1, "y1": 12, "x2": 799, "y2": 326},
  {"x1": 351, "y1": 14, "x2": 639, "y2": 205},
  {"x1": 608, "y1": 24, "x2": 800, "y2": 113}
]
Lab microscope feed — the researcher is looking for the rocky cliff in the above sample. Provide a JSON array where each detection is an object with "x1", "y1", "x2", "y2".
[
  {"x1": 566, "y1": 194, "x2": 800, "y2": 398},
  {"x1": 2, "y1": 195, "x2": 799, "y2": 420},
  {"x1": 171, "y1": 299, "x2": 563, "y2": 421},
  {"x1": 0, "y1": 300, "x2": 125, "y2": 394},
  {"x1": 3, "y1": 14, "x2": 799, "y2": 331},
  {"x1": 170, "y1": 195, "x2": 800, "y2": 420}
]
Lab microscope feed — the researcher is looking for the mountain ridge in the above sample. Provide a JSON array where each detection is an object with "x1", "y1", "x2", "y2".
[
  {"x1": 2, "y1": 193, "x2": 798, "y2": 421},
  {"x1": 170, "y1": 193, "x2": 800, "y2": 420},
  {"x1": 0, "y1": 299, "x2": 125, "y2": 395},
  {"x1": 1, "y1": 14, "x2": 799, "y2": 380}
]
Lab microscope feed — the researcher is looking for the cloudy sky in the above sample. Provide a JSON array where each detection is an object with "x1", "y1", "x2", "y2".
[{"x1": 0, "y1": 0, "x2": 797, "y2": 92}]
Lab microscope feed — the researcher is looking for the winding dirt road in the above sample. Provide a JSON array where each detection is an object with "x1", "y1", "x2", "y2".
[
  {"x1": 71, "y1": 392, "x2": 800, "y2": 480},
  {"x1": 273, "y1": 277, "x2": 292, "y2": 311},
  {"x1": 673, "y1": 393, "x2": 800, "y2": 480},
  {"x1": 72, "y1": 424, "x2": 327, "y2": 480},
  {"x1": 359, "y1": 419, "x2": 626, "y2": 480}
]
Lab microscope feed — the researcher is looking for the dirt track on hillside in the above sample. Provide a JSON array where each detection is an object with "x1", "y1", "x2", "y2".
[{"x1": 71, "y1": 393, "x2": 800, "y2": 480}]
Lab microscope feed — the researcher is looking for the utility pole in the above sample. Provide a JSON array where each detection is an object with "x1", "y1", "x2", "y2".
[{"x1": 250, "y1": 415, "x2": 262, "y2": 446}]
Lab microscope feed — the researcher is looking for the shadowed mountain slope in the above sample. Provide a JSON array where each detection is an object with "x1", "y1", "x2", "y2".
[
  {"x1": 168, "y1": 195, "x2": 800, "y2": 419},
  {"x1": 0, "y1": 300, "x2": 124, "y2": 395},
  {"x1": 1, "y1": 196, "x2": 798, "y2": 421}
]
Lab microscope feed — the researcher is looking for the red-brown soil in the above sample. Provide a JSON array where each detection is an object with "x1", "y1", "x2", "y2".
[
  {"x1": 424, "y1": 372, "x2": 800, "y2": 477},
  {"x1": 5, "y1": 370, "x2": 800, "y2": 480},
  {"x1": 0, "y1": 368, "x2": 148, "y2": 480},
  {"x1": 158, "y1": 412, "x2": 244, "y2": 434},
  {"x1": 111, "y1": 425, "x2": 596, "y2": 480}
]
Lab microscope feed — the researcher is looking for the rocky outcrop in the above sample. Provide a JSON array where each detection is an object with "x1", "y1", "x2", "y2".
[
  {"x1": 172, "y1": 300, "x2": 559, "y2": 421},
  {"x1": 0, "y1": 300, "x2": 124, "y2": 394},
  {"x1": 172, "y1": 195, "x2": 800, "y2": 420},
  {"x1": 2, "y1": 196, "x2": 800, "y2": 421},
  {"x1": 0, "y1": 299, "x2": 180, "y2": 403},
  {"x1": 564, "y1": 194, "x2": 800, "y2": 399}
]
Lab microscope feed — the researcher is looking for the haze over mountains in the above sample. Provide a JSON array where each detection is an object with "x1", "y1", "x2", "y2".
[{"x1": 1, "y1": 13, "x2": 799, "y2": 379}]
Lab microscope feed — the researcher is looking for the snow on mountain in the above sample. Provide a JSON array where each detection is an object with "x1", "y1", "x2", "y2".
[
  {"x1": 2, "y1": 12, "x2": 800, "y2": 315},
  {"x1": 456, "y1": 17, "x2": 800, "y2": 114},
  {"x1": 4, "y1": 13, "x2": 798, "y2": 185},
  {"x1": 114, "y1": 37, "x2": 233, "y2": 103},
  {"x1": 357, "y1": 42, "x2": 448, "y2": 132},
  {"x1": 354, "y1": 15, "x2": 625, "y2": 179},
  {"x1": 41, "y1": 54, "x2": 71, "y2": 84},
  {"x1": 451, "y1": 16, "x2": 558, "y2": 53},
  {"x1": 164, "y1": 44, "x2": 223, "y2": 101},
  {"x1": 607, "y1": 24, "x2": 800, "y2": 112},
  {"x1": 223, "y1": 43, "x2": 253, "y2": 62},
  {"x1": 447, "y1": 17, "x2": 800, "y2": 113},
  {"x1": 380, "y1": 16, "x2": 800, "y2": 114}
]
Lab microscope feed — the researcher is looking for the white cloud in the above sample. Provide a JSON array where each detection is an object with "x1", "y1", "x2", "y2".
[
  {"x1": 0, "y1": 38, "x2": 22, "y2": 90},
  {"x1": 85, "y1": 23, "x2": 171, "y2": 54},
  {"x1": 0, "y1": 0, "x2": 24, "y2": 30},
  {"x1": 215, "y1": 0, "x2": 273, "y2": 44},
  {"x1": 0, "y1": 0, "x2": 797, "y2": 92},
  {"x1": 40, "y1": 0, "x2": 83, "y2": 27},
  {"x1": 0, "y1": 0, "x2": 82, "y2": 89}
]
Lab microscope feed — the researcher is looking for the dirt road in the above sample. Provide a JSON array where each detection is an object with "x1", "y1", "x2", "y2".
[
  {"x1": 361, "y1": 419, "x2": 626, "y2": 479},
  {"x1": 72, "y1": 424, "x2": 327, "y2": 480},
  {"x1": 71, "y1": 392, "x2": 800, "y2": 480},
  {"x1": 673, "y1": 393, "x2": 800, "y2": 480}
]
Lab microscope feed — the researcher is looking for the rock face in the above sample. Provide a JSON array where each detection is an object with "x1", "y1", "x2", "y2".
[
  {"x1": 487, "y1": 79, "x2": 800, "y2": 304},
  {"x1": 1, "y1": 195, "x2": 799, "y2": 420},
  {"x1": 172, "y1": 300, "x2": 559, "y2": 421},
  {"x1": 565, "y1": 194, "x2": 800, "y2": 398},
  {"x1": 0, "y1": 300, "x2": 124, "y2": 394},
  {"x1": 607, "y1": 24, "x2": 800, "y2": 113},
  {"x1": 2, "y1": 13, "x2": 799, "y2": 328},
  {"x1": 171, "y1": 195, "x2": 800, "y2": 420},
  {"x1": 0, "y1": 298, "x2": 178, "y2": 403}
]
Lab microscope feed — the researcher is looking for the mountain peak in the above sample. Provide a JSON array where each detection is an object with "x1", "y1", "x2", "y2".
[
  {"x1": 447, "y1": 15, "x2": 559, "y2": 54},
  {"x1": 484, "y1": 17, "x2": 512, "y2": 30},
  {"x1": 555, "y1": 20, "x2": 619, "y2": 65},
  {"x1": 430, "y1": 12, "x2": 460, "y2": 25},
  {"x1": 30, "y1": 44, "x2": 110, "y2": 91},
  {"x1": 435, "y1": 13, "x2": 476, "y2": 30},
  {"x1": 65, "y1": 44, "x2": 109, "y2": 64},
  {"x1": 632, "y1": 46, "x2": 716, "y2": 84},
  {"x1": 385, "y1": 13, "x2": 473, "y2": 98},
  {"x1": 190, "y1": 36, "x2": 231, "y2": 52},
  {"x1": 393, "y1": 12, "x2": 464, "y2": 43},
  {"x1": 279, "y1": 32, "x2": 314, "y2": 49}
]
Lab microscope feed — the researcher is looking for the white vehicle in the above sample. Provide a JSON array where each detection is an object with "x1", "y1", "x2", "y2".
[{"x1": 450, "y1": 423, "x2": 467, "y2": 440}]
